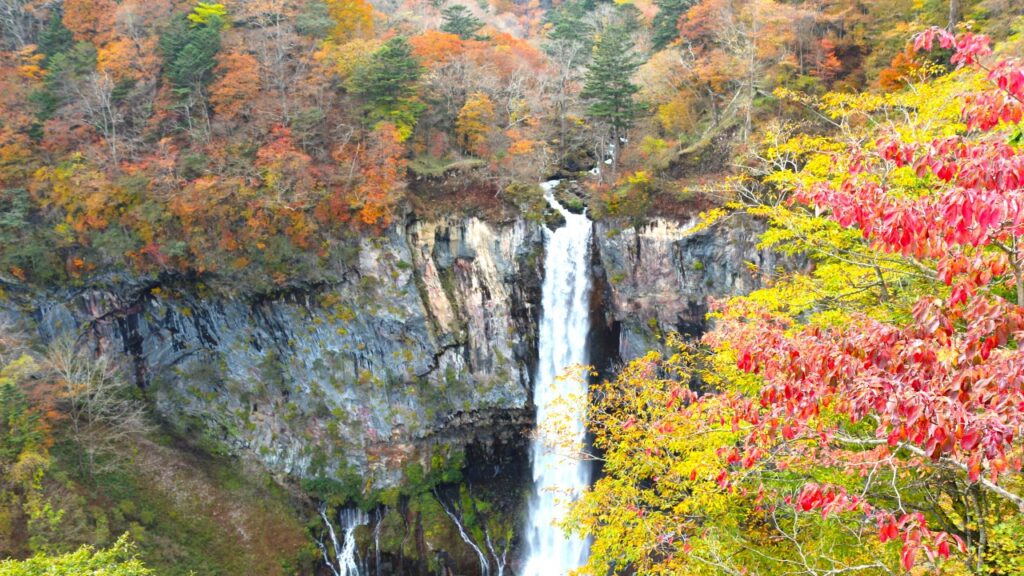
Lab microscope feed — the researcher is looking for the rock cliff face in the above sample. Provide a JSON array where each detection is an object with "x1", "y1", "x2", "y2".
[
  {"x1": 1, "y1": 210, "x2": 783, "y2": 492},
  {"x1": 4, "y1": 216, "x2": 543, "y2": 487},
  {"x1": 594, "y1": 214, "x2": 789, "y2": 363},
  {"x1": 1, "y1": 207, "x2": 790, "y2": 574}
]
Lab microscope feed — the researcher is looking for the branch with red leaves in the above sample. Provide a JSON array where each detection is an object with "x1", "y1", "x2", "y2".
[{"x1": 701, "y1": 29, "x2": 1024, "y2": 571}]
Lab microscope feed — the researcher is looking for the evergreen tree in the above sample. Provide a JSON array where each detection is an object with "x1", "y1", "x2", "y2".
[
  {"x1": 29, "y1": 41, "x2": 97, "y2": 124},
  {"x1": 348, "y1": 37, "x2": 422, "y2": 109},
  {"x1": 348, "y1": 37, "x2": 424, "y2": 134},
  {"x1": 650, "y1": 0, "x2": 693, "y2": 50},
  {"x1": 37, "y1": 9, "x2": 74, "y2": 65},
  {"x1": 542, "y1": 0, "x2": 592, "y2": 63},
  {"x1": 295, "y1": 0, "x2": 334, "y2": 38},
  {"x1": 159, "y1": 10, "x2": 225, "y2": 98},
  {"x1": 440, "y1": 5, "x2": 484, "y2": 39},
  {"x1": 0, "y1": 379, "x2": 43, "y2": 463},
  {"x1": 581, "y1": 25, "x2": 645, "y2": 142}
]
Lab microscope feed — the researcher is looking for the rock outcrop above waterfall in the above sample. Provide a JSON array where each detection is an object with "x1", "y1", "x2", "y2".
[
  {"x1": 1, "y1": 216, "x2": 544, "y2": 488},
  {"x1": 593, "y1": 213, "x2": 794, "y2": 362}
]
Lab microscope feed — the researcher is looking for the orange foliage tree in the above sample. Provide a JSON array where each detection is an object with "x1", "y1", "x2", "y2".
[
  {"x1": 408, "y1": 30, "x2": 465, "y2": 67},
  {"x1": 318, "y1": 122, "x2": 406, "y2": 228},
  {"x1": 353, "y1": 122, "x2": 406, "y2": 226},
  {"x1": 209, "y1": 50, "x2": 261, "y2": 120},
  {"x1": 255, "y1": 126, "x2": 317, "y2": 207},
  {"x1": 62, "y1": 0, "x2": 117, "y2": 45}
]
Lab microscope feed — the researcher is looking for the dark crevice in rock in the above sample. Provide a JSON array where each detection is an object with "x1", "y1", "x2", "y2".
[
  {"x1": 587, "y1": 230, "x2": 622, "y2": 380},
  {"x1": 414, "y1": 340, "x2": 466, "y2": 380}
]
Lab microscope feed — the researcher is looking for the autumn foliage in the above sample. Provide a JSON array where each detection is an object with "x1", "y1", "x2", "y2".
[
  {"x1": 325, "y1": 0, "x2": 375, "y2": 42},
  {"x1": 720, "y1": 31, "x2": 1024, "y2": 569},
  {"x1": 0, "y1": 0, "x2": 564, "y2": 286},
  {"x1": 570, "y1": 29, "x2": 1024, "y2": 575}
]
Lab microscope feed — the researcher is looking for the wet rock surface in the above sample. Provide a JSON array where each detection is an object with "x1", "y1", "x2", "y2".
[{"x1": 0, "y1": 208, "x2": 790, "y2": 493}]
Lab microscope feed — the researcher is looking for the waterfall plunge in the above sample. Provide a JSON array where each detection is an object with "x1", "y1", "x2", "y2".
[{"x1": 522, "y1": 181, "x2": 593, "y2": 576}]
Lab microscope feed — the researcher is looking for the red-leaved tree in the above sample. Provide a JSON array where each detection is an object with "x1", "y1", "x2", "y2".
[{"x1": 703, "y1": 29, "x2": 1024, "y2": 572}]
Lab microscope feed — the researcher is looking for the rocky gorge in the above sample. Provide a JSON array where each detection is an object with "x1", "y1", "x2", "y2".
[{"x1": 0, "y1": 206, "x2": 784, "y2": 574}]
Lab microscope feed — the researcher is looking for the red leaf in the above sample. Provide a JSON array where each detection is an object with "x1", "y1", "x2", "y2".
[
  {"x1": 901, "y1": 544, "x2": 918, "y2": 571},
  {"x1": 938, "y1": 540, "x2": 951, "y2": 558}
]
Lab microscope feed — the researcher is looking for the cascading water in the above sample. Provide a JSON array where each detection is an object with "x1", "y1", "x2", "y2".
[
  {"x1": 319, "y1": 506, "x2": 369, "y2": 576},
  {"x1": 522, "y1": 180, "x2": 593, "y2": 576},
  {"x1": 337, "y1": 508, "x2": 368, "y2": 576}
]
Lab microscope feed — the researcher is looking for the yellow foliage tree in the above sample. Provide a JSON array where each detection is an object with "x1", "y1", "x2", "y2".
[
  {"x1": 656, "y1": 93, "x2": 696, "y2": 135},
  {"x1": 314, "y1": 37, "x2": 381, "y2": 80},
  {"x1": 96, "y1": 39, "x2": 142, "y2": 82},
  {"x1": 455, "y1": 92, "x2": 495, "y2": 157},
  {"x1": 325, "y1": 0, "x2": 374, "y2": 43}
]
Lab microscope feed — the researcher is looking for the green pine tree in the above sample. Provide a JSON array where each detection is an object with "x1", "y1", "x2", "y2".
[
  {"x1": 295, "y1": 0, "x2": 334, "y2": 38},
  {"x1": 650, "y1": 0, "x2": 694, "y2": 50},
  {"x1": 347, "y1": 37, "x2": 425, "y2": 134},
  {"x1": 542, "y1": 0, "x2": 593, "y2": 63},
  {"x1": 159, "y1": 13, "x2": 223, "y2": 96},
  {"x1": 581, "y1": 25, "x2": 645, "y2": 142},
  {"x1": 0, "y1": 377, "x2": 43, "y2": 463},
  {"x1": 27, "y1": 40, "x2": 96, "y2": 132},
  {"x1": 440, "y1": 5, "x2": 484, "y2": 39},
  {"x1": 37, "y1": 10, "x2": 74, "y2": 65}
]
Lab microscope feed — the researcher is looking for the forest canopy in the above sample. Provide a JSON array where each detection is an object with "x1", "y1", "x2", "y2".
[{"x1": 1, "y1": 0, "x2": 1017, "y2": 288}]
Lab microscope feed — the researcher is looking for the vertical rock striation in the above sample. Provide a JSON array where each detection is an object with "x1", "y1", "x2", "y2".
[
  {"x1": 593, "y1": 213, "x2": 792, "y2": 363},
  {"x1": 1, "y1": 207, "x2": 789, "y2": 494},
  {"x1": 3, "y1": 216, "x2": 544, "y2": 488}
]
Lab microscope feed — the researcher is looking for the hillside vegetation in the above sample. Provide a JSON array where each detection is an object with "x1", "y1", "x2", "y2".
[
  {"x1": 0, "y1": 0, "x2": 1016, "y2": 287},
  {"x1": 2, "y1": 0, "x2": 1024, "y2": 574}
]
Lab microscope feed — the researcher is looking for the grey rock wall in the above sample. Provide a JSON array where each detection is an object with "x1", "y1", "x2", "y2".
[
  {"x1": 2, "y1": 208, "x2": 788, "y2": 489},
  {"x1": 4, "y1": 216, "x2": 544, "y2": 488},
  {"x1": 594, "y1": 213, "x2": 790, "y2": 361}
]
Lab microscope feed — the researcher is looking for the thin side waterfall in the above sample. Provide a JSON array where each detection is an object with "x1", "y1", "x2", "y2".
[
  {"x1": 522, "y1": 180, "x2": 593, "y2": 576},
  {"x1": 373, "y1": 508, "x2": 384, "y2": 576}
]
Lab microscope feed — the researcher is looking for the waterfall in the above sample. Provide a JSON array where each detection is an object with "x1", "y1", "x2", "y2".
[
  {"x1": 437, "y1": 492, "x2": 491, "y2": 576},
  {"x1": 319, "y1": 505, "x2": 369, "y2": 576},
  {"x1": 522, "y1": 180, "x2": 593, "y2": 576},
  {"x1": 337, "y1": 508, "x2": 369, "y2": 576},
  {"x1": 373, "y1": 508, "x2": 384, "y2": 576}
]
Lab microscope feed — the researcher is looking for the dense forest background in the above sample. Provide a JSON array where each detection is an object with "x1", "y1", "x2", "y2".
[
  {"x1": 0, "y1": 0, "x2": 1015, "y2": 288},
  {"x1": 2, "y1": 0, "x2": 1024, "y2": 573}
]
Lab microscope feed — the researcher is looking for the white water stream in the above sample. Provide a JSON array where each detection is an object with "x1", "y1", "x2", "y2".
[
  {"x1": 522, "y1": 181, "x2": 593, "y2": 576},
  {"x1": 320, "y1": 506, "x2": 369, "y2": 576},
  {"x1": 338, "y1": 508, "x2": 369, "y2": 576},
  {"x1": 319, "y1": 181, "x2": 593, "y2": 576}
]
